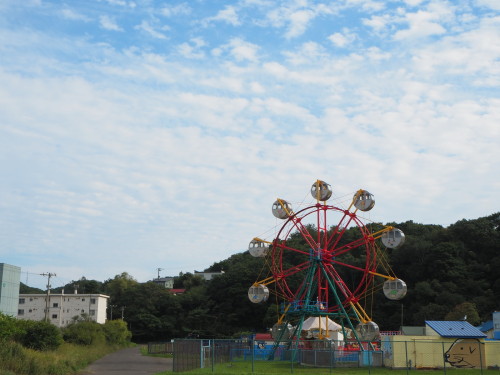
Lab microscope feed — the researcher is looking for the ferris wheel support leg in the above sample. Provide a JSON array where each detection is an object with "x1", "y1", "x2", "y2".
[{"x1": 320, "y1": 265, "x2": 367, "y2": 350}]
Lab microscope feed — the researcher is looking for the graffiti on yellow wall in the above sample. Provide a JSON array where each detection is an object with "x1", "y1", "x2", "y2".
[{"x1": 445, "y1": 339, "x2": 484, "y2": 368}]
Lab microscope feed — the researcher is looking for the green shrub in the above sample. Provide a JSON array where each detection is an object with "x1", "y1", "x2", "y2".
[
  {"x1": 0, "y1": 312, "x2": 25, "y2": 341},
  {"x1": 102, "y1": 319, "x2": 132, "y2": 345},
  {"x1": 18, "y1": 320, "x2": 63, "y2": 351},
  {"x1": 62, "y1": 321, "x2": 105, "y2": 346}
]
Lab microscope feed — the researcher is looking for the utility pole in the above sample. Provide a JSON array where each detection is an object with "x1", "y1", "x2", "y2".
[
  {"x1": 40, "y1": 272, "x2": 56, "y2": 322},
  {"x1": 156, "y1": 268, "x2": 163, "y2": 279}
]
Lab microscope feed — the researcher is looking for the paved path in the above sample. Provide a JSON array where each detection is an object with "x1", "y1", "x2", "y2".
[{"x1": 79, "y1": 346, "x2": 172, "y2": 375}]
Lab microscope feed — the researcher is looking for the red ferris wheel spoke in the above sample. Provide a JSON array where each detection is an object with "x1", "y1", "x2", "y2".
[
  {"x1": 273, "y1": 260, "x2": 311, "y2": 280},
  {"x1": 274, "y1": 242, "x2": 310, "y2": 256},
  {"x1": 331, "y1": 259, "x2": 374, "y2": 274},
  {"x1": 324, "y1": 210, "x2": 356, "y2": 252},
  {"x1": 288, "y1": 216, "x2": 319, "y2": 253},
  {"x1": 330, "y1": 236, "x2": 373, "y2": 257}
]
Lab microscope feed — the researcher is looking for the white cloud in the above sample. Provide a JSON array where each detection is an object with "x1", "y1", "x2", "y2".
[
  {"x1": 477, "y1": 0, "x2": 500, "y2": 11},
  {"x1": 160, "y1": 3, "x2": 191, "y2": 17},
  {"x1": 213, "y1": 38, "x2": 260, "y2": 62},
  {"x1": 328, "y1": 29, "x2": 356, "y2": 47},
  {"x1": 1, "y1": 0, "x2": 499, "y2": 289},
  {"x1": 60, "y1": 8, "x2": 90, "y2": 21},
  {"x1": 285, "y1": 9, "x2": 315, "y2": 39},
  {"x1": 394, "y1": 3, "x2": 455, "y2": 40},
  {"x1": 283, "y1": 41, "x2": 328, "y2": 65},
  {"x1": 410, "y1": 15, "x2": 500, "y2": 80},
  {"x1": 403, "y1": 0, "x2": 425, "y2": 6},
  {"x1": 99, "y1": 15, "x2": 123, "y2": 31},
  {"x1": 203, "y1": 5, "x2": 241, "y2": 26},
  {"x1": 362, "y1": 14, "x2": 392, "y2": 32},
  {"x1": 394, "y1": 10, "x2": 447, "y2": 40},
  {"x1": 134, "y1": 20, "x2": 168, "y2": 39},
  {"x1": 177, "y1": 38, "x2": 206, "y2": 59},
  {"x1": 264, "y1": 3, "x2": 336, "y2": 39}
]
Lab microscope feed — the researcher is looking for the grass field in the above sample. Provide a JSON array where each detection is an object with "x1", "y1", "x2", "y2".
[
  {"x1": 0, "y1": 341, "x2": 130, "y2": 375},
  {"x1": 154, "y1": 361, "x2": 500, "y2": 375}
]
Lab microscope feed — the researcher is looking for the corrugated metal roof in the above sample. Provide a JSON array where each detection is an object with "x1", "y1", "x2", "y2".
[
  {"x1": 477, "y1": 320, "x2": 493, "y2": 332},
  {"x1": 426, "y1": 321, "x2": 487, "y2": 338}
]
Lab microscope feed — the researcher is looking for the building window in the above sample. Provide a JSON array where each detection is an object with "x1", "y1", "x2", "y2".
[
  {"x1": 19, "y1": 298, "x2": 25, "y2": 304},
  {"x1": 30, "y1": 297, "x2": 33, "y2": 301},
  {"x1": 53, "y1": 303, "x2": 59, "y2": 308},
  {"x1": 81, "y1": 309, "x2": 85, "y2": 313},
  {"x1": 29, "y1": 309, "x2": 32, "y2": 313},
  {"x1": 52, "y1": 314, "x2": 58, "y2": 319},
  {"x1": 82, "y1": 298, "x2": 85, "y2": 301},
  {"x1": 90, "y1": 310, "x2": 95, "y2": 316},
  {"x1": 18, "y1": 309, "x2": 24, "y2": 315},
  {"x1": 90, "y1": 298, "x2": 96, "y2": 304}
]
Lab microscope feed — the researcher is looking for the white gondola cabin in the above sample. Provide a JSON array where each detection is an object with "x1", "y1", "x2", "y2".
[
  {"x1": 248, "y1": 239, "x2": 269, "y2": 257},
  {"x1": 311, "y1": 180, "x2": 332, "y2": 201},
  {"x1": 381, "y1": 228, "x2": 406, "y2": 248},
  {"x1": 356, "y1": 321, "x2": 380, "y2": 341},
  {"x1": 383, "y1": 279, "x2": 407, "y2": 300},
  {"x1": 353, "y1": 190, "x2": 375, "y2": 211},
  {"x1": 248, "y1": 284, "x2": 269, "y2": 304},
  {"x1": 272, "y1": 199, "x2": 292, "y2": 219}
]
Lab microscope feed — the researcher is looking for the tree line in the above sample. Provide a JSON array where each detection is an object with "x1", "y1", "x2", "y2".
[{"x1": 20, "y1": 212, "x2": 500, "y2": 342}]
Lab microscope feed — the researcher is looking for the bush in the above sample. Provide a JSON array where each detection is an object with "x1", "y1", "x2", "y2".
[
  {"x1": 0, "y1": 312, "x2": 23, "y2": 341},
  {"x1": 62, "y1": 321, "x2": 105, "y2": 346},
  {"x1": 102, "y1": 319, "x2": 132, "y2": 345},
  {"x1": 18, "y1": 320, "x2": 63, "y2": 351}
]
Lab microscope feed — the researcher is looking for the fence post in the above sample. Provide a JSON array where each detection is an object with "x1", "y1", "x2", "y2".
[
  {"x1": 405, "y1": 340, "x2": 409, "y2": 375},
  {"x1": 252, "y1": 338, "x2": 255, "y2": 374},
  {"x1": 368, "y1": 348, "x2": 372, "y2": 375},
  {"x1": 442, "y1": 342, "x2": 447, "y2": 375},
  {"x1": 479, "y1": 340, "x2": 484, "y2": 375},
  {"x1": 211, "y1": 339, "x2": 215, "y2": 373},
  {"x1": 329, "y1": 340, "x2": 333, "y2": 374}
]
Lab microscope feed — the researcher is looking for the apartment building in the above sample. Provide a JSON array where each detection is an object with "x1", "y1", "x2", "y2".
[
  {"x1": 18, "y1": 293, "x2": 109, "y2": 327},
  {"x1": 0, "y1": 263, "x2": 21, "y2": 317}
]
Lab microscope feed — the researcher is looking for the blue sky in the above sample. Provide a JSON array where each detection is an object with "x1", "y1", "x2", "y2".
[{"x1": 1, "y1": 0, "x2": 499, "y2": 289}]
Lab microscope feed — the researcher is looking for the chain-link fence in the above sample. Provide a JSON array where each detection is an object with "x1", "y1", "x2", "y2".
[
  {"x1": 171, "y1": 338, "x2": 500, "y2": 373},
  {"x1": 147, "y1": 341, "x2": 173, "y2": 354}
]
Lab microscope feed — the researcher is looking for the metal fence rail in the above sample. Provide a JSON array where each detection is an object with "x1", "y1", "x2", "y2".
[
  {"x1": 147, "y1": 341, "x2": 173, "y2": 354},
  {"x1": 170, "y1": 338, "x2": 500, "y2": 373}
]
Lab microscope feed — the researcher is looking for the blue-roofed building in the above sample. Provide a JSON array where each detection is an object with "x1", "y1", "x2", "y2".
[
  {"x1": 494, "y1": 312, "x2": 500, "y2": 340},
  {"x1": 425, "y1": 320, "x2": 487, "y2": 338},
  {"x1": 478, "y1": 320, "x2": 494, "y2": 338},
  {"x1": 382, "y1": 320, "x2": 500, "y2": 370}
]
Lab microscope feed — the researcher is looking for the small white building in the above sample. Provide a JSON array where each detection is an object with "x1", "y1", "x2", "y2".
[
  {"x1": 18, "y1": 293, "x2": 109, "y2": 327},
  {"x1": 152, "y1": 277, "x2": 174, "y2": 289}
]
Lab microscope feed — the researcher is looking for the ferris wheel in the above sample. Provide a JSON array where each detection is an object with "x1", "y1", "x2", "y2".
[{"x1": 248, "y1": 180, "x2": 407, "y2": 351}]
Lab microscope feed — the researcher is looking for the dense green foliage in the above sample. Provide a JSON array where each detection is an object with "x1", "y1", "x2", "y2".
[
  {"x1": 0, "y1": 313, "x2": 63, "y2": 351},
  {"x1": 18, "y1": 320, "x2": 63, "y2": 351},
  {"x1": 0, "y1": 312, "x2": 132, "y2": 375},
  {"x1": 23, "y1": 212, "x2": 500, "y2": 341},
  {"x1": 0, "y1": 340, "x2": 124, "y2": 375}
]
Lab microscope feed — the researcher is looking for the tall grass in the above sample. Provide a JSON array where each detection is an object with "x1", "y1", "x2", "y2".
[
  {"x1": 0, "y1": 340, "x2": 126, "y2": 375},
  {"x1": 154, "y1": 362, "x2": 500, "y2": 375}
]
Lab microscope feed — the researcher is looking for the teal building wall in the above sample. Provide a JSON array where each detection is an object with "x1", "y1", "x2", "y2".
[{"x1": 0, "y1": 263, "x2": 21, "y2": 317}]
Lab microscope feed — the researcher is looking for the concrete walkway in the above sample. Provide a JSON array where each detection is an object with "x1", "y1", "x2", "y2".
[{"x1": 79, "y1": 346, "x2": 172, "y2": 375}]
